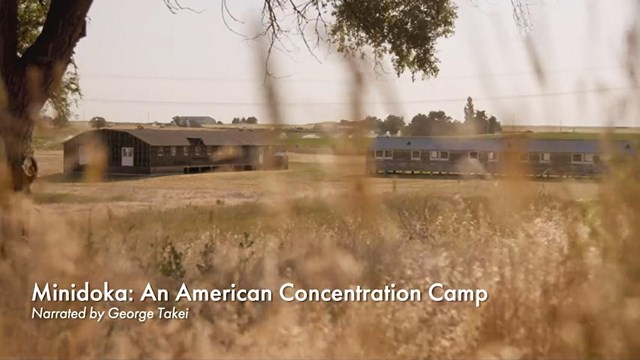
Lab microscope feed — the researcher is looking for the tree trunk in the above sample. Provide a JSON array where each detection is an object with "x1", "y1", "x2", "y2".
[{"x1": 0, "y1": 0, "x2": 93, "y2": 192}]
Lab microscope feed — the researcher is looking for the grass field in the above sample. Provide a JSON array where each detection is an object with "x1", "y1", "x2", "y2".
[
  {"x1": 0, "y1": 120, "x2": 632, "y2": 359},
  {"x1": 30, "y1": 151, "x2": 600, "y2": 214},
  {"x1": 0, "y1": 136, "x2": 638, "y2": 359},
  {"x1": 0, "y1": 151, "x2": 640, "y2": 359}
]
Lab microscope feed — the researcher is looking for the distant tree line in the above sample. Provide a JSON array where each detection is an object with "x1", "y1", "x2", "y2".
[
  {"x1": 231, "y1": 116, "x2": 258, "y2": 125},
  {"x1": 344, "y1": 97, "x2": 502, "y2": 136}
]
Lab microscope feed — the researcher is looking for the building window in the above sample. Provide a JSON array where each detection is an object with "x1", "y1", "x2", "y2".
[
  {"x1": 195, "y1": 146, "x2": 201, "y2": 156},
  {"x1": 183, "y1": 146, "x2": 189, "y2": 156},
  {"x1": 540, "y1": 153, "x2": 550, "y2": 163},
  {"x1": 207, "y1": 146, "x2": 212, "y2": 156},
  {"x1": 584, "y1": 153, "x2": 595, "y2": 163},
  {"x1": 529, "y1": 153, "x2": 540, "y2": 162},
  {"x1": 375, "y1": 150, "x2": 384, "y2": 159},
  {"x1": 170, "y1": 146, "x2": 176, "y2": 156},
  {"x1": 488, "y1": 152, "x2": 498, "y2": 162},
  {"x1": 469, "y1": 151, "x2": 478, "y2": 160},
  {"x1": 384, "y1": 150, "x2": 393, "y2": 159},
  {"x1": 430, "y1": 151, "x2": 449, "y2": 161},
  {"x1": 157, "y1": 147, "x2": 164, "y2": 157},
  {"x1": 519, "y1": 153, "x2": 529, "y2": 162},
  {"x1": 572, "y1": 153, "x2": 584, "y2": 164},
  {"x1": 411, "y1": 151, "x2": 421, "y2": 160}
]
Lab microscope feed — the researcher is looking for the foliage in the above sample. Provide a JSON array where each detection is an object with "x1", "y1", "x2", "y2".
[
  {"x1": 462, "y1": 97, "x2": 502, "y2": 135},
  {"x1": 381, "y1": 114, "x2": 405, "y2": 135},
  {"x1": 362, "y1": 115, "x2": 383, "y2": 133},
  {"x1": 17, "y1": 0, "x2": 81, "y2": 123},
  {"x1": 51, "y1": 115, "x2": 68, "y2": 128},
  {"x1": 232, "y1": 116, "x2": 258, "y2": 125},
  {"x1": 159, "y1": 242, "x2": 185, "y2": 280},
  {"x1": 254, "y1": 0, "x2": 457, "y2": 78},
  {"x1": 463, "y1": 96, "x2": 475, "y2": 124},
  {"x1": 328, "y1": 0, "x2": 457, "y2": 78},
  {"x1": 406, "y1": 111, "x2": 458, "y2": 136},
  {"x1": 89, "y1": 116, "x2": 106, "y2": 129}
]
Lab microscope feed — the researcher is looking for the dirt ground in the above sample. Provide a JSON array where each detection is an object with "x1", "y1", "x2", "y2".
[{"x1": 31, "y1": 150, "x2": 600, "y2": 216}]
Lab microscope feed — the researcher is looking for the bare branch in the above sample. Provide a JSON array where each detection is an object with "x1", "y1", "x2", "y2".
[
  {"x1": 163, "y1": 0, "x2": 205, "y2": 14},
  {"x1": 256, "y1": 0, "x2": 331, "y2": 78},
  {"x1": 220, "y1": 0, "x2": 247, "y2": 37},
  {"x1": 510, "y1": 0, "x2": 534, "y2": 35}
]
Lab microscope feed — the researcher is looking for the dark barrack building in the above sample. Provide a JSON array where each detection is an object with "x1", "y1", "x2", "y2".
[
  {"x1": 63, "y1": 129, "x2": 288, "y2": 175},
  {"x1": 366, "y1": 136, "x2": 635, "y2": 177}
]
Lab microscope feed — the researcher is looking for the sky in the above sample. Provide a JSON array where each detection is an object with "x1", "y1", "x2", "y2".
[{"x1": 72, "y1": 0, "x2": 640, "y2": 127}]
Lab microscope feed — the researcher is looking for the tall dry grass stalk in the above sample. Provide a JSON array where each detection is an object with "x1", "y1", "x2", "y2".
[{"x1": 1, "y1": 176, "x2": 639, "y2": 358}]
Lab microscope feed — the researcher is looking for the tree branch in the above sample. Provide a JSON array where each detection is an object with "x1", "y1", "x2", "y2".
[
  {"x1": 9, "y1": 0, "x2": 93, "y2": 117},
  {"x1": 0, "y1": 0, "x2": 18, "y2": 88},
  {"x1": 163, "y1": 0, "x2": 205, "y2": 14}
]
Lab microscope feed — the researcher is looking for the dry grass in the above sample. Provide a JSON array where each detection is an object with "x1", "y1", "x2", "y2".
[
  {"x1": 1, "y1": 170, "x2": 640, "y2": 359},
  {"x1": 31, "y1": 151, "x2": 600, "y2": 212},
  {"x1": 1, "y1": 145, "x2": 639, "y2": 359}
]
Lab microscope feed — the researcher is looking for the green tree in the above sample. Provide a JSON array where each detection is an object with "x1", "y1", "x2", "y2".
[
  {"x1": 0, "y1": 0, "x2": 92, "y2": 191},
  {"x1": 406, "y1": 111, "x2": 457, "y2": 136},
  {"x1": 246, "y1": 116, "x2": 258, "y2": 125},
  {"x1": 474, "y1": 110, "x2": 489, "y2": 134},
  {"x1": 407, "y1": 113, "x2": 430, "y2": 136},
  {"x1": 462, "y1": 97, "x2": 502, "y2": 134},
  {"x1": 463, "y1": 97, "x2": 483, "y2": 134},
  {"x1": 464, "y1": 97, "x2": 475, "y2": 124},
  {"x1": 382, "y1": 114, "x2": 405, "y2": 135},
  {"x1": 488, "y1": 116, "x2": 502, "y2": 134},
  {"x1": 327, "y1": 0, "x2": 457, "y2": 78},
  {"x1": 18, "y1": 0, "x2": 81, "y2": 129},
  {"x1": 89, "y1": 116, "x2": 106, "y2": 129},
  {"x1": 362, "y1": 115, "x2": 383, "y2": 134}
]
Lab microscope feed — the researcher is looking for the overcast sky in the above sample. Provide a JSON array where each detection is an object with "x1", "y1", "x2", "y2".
[{"x1": 72, "y1": 0, "x2": 639, "y2": 127}]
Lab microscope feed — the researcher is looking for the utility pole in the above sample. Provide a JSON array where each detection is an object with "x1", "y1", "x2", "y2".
[
  {"x1": 511, "y1": 112, "x2": 515, "y2": 132},
  {"x1": 559, "y1": 116, "x2": 562, "y2": 132}
]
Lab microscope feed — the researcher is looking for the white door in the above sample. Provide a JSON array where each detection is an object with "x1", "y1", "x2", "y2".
[
  {"x1": 78, "y1": 145, "x2": 88, "y2": 165},
  {"x1": 121, "y1": 147, "x2": 134, "y2": 166},
  {"x1": 258, "y1": 147, "x2": 264, "y2": 164}
]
